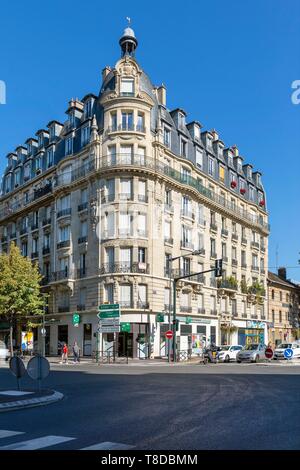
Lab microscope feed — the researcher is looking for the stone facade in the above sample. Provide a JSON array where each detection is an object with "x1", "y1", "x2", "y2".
[
  {"x1": 267, "y1": 269, "x2": 300, "y2": 347},
  {"x1": 0, "y1": 27, "x2": 269, "y2": 357}
]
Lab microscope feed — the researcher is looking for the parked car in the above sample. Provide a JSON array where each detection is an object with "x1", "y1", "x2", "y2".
[
  {"x1": 274, "y1": 342, "x2": 300, "y2": 360},
  {"x1": 217, "y1": 345, "x2": 243, "y2": 363},
  {"x1": 236, "y1": 343, "x2": 266, "y2": 363},
  {"x1": 0, "y1": 341, "x2": 9, "y2": 361}
]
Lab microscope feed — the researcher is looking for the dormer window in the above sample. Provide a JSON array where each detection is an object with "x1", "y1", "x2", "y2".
[
  {"x1": 38, "y1": 134, "x2": 44, "y2": 148},
  {"x1": 5, "y1": 174, "x2": 11, "y2": 192},
  {"x1": 179, "y1": 113, "x2": 185, "y2": 128},
  {"x1": 228, "y1": 154, "x2": 233, "y2": 167},
  {"x1": 164, "y1": 127, "x2": 171, "y2": 147},
  {"x1": 180, "y1": 138, "x2": 187, "y2": 158},
  {"x1": 35, "y1": 156, "x2": 42, "y2": 173},
  {"x1": 47, "y1": 148, "x2": 54, "y2": 168},
  {"x1": 84, "y1": 99, "x2": 93, "y2": 119},
  {"x1": 27, "y1": 143, "x2": 32, "y2": 155},
  {"x1": 207, "y1": 137, "x2": 212, "y2": 149},
  {"x1": 237, "y1": 160, "x2": 242, "y2": 173},
  {"x1": 69, "y1": 112, "x2": 76, "y2": 128},
  {"x1": 24, "y1": 163, "x2": 31, "y2": 181},
  {"x1": 120, "y1": 78, "x2": 134, "y2": 96},
  {"x1": 49, "y1": 125, "x2": 56, "y2": 141},
  {"x1": 14, "y1": 169, "x2": 21, "y2": 187},
  {"x1": 65, "y1": 137, "x2": 73, "y2": 156},
  {"x1": 81, "y1": 125, "x2": 90, "y2": 146},
  {"x1": 249, "y1": 186, "x2": 254, "y2": 201},
  {"x1": 196, "y1": 148, "x2": 203, "y2": 169},
  {"x1": 208, "y1": 157, "x2": 214, "y2": 176},
  {"x1": 248, "y1": 167, "x2": 252, "y2": 179}
]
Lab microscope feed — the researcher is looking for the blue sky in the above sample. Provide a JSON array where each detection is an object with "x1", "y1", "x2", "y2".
[{"x1": 0, "y1": 0, "x2": 299, "y2": 278}]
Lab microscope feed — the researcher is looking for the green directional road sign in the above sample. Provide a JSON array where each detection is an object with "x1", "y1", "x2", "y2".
[
  {"x1": 156, "y1": 313, "x2": 165, "y2": 322},
  {"x1": 72, "y1": 313, "x2": 81, "y2": 326},
  {"x1": 120, "y1": 322, "x2": 130, "y2": 333},
  {"x1": 99, "y1": 303, "x2": 120, "y2": 311},
  {"x1": 97, "y1": 310, "x2": 120, "y2": 319},
  {"x1": 185, "y1": 317, "x2": 192, "y2": 324}
]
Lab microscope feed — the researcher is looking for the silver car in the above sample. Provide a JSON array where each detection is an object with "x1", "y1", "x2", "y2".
[{"x1": 236, "y1": 343, "x2": 266, "y2": 363}]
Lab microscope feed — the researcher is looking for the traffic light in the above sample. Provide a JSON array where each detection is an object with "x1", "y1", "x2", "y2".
[
  {"x1": 214, "y1": 259, "x2": 223, "y2": 277},
  {"x1": 173, "y1": 319, "x2": 180, "y2": 331}
]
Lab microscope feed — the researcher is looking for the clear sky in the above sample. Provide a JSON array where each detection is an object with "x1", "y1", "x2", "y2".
[{"x1": 0, "y1": 0, "x2": 299, "y2": 278}]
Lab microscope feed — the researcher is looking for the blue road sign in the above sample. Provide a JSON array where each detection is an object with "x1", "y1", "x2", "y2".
[{"x1": 284, "y1": 348, "x2": 294, "y2": 359}]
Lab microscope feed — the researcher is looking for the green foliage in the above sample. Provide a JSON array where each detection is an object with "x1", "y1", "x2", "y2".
[{"x1": 0, "y1": 243, "x2": 45, "y2": 323}]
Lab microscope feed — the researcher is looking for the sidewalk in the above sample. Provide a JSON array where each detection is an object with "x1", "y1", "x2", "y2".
[{"x1": 0, "y1": 389, "x2": 64, "y2": 412}]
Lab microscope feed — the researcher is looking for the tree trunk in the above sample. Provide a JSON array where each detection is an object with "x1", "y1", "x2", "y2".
[{"x1": 9, "y1": 317, "x2": 14, "y2": 357}]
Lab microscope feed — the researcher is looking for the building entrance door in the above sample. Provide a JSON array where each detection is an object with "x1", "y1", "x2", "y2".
[
  {"x1": 83, "y1": 323, "x2": 92, "y2": 356},
  {"x1": 58, "y1": 325, "x2": 68, "y2": 355},
  {"x1": 118, "y1": 333, "x2": 133, "y2": 358}
]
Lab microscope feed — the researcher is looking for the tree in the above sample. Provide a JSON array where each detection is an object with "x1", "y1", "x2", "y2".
[{"x1": 0, "y1": 243, "x2": 44, "y2": 356}]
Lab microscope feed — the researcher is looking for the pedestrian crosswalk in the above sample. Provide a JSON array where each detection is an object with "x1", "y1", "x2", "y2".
[{"x1": 0, "y1": 429, "x2": 134, "y2": 450}]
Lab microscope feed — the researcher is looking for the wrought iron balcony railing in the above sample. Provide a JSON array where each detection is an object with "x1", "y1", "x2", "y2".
[{"x1": 100, "y1": 262, "x2": 150, "y2": 275}]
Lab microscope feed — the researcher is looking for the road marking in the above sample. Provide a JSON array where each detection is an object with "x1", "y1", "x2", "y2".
[
  {"x1": 0, "y1": 435, "x2": 75, "y2": 450},
  {"x1": 81, "y1": 441, "x2": 135, "y2": 450},
  {"x1": 0, "y1": 430, "x2": 25, "y2": 439}
]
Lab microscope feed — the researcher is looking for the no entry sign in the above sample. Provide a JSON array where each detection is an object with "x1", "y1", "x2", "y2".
[
  {"x1": 265, "y1": 348, "x2": 273, "y2": 359},
  {"x1": 165, "y1": 330, "x2": 173, "y2": 340}
]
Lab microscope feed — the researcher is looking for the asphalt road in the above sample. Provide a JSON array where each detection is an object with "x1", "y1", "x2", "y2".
[{"x1": 0, "y1": 362, "x2": 300, "y2": 450}]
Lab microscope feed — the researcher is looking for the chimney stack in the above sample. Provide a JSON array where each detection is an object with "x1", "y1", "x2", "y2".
[
  {"x1": 278, "y1": 267, "x2": 287, "y2": 280},
  {"x1": 102, "y1": 66, "x2": 111, "y2": 82},
  {"x1": 157, "y1": 84, "x2": 166, "y2": 106}
]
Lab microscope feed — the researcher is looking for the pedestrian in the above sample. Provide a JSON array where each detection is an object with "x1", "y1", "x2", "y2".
[
  {"x1": 62, "y1": 343, "x2": 69, "y2": 364},
  {"x1": 73, "y1": 341, "x2": 80, "y2": 363}
]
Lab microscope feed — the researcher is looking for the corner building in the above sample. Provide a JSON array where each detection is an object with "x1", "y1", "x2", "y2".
[{"x1": 0, "y1": 27, "x2": 269, "y2": 357}]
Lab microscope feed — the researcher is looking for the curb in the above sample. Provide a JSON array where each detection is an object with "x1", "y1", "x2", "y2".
[{"x1": 0, "y1": 390, "x2": 64, "y2": 412}]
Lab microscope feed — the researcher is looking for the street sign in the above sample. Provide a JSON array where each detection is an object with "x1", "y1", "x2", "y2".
[
  {"x1": 99, "y1": 303, "x2": 120, "y2": 310},
  {"x1": 98, "y1": 325, "x2": 120, "y2": 333},
  {"x1": 156, "y1": 313, "x2": 165, "y2": 322},
  {"x1": 165, "y1": 330, "x2": 173, "y2": 340},
  {"x1": 99, "y1": 318, "x2": 120, "y2": 325},
  {"x1": 185, "y1": 317, "x2": 192, "y2": 324},
  {"x1": 27, "y1": 356, "x2": 50, "y2": 381},
  {"x1": 265, "y1": 348, "x2": 273, "y2": 359},
  {"x1": 284, "y1": 348, "x2": 294, "y2": 359},
  {"x1": 120, "y1": 322, "x2": 130, "y2": 333},
  {"x1": 9, "y1": 356, "x2": 26, "y2": 379},
  {"x1": 97, "y1": 310, "x2": 120, "y2": 319}
]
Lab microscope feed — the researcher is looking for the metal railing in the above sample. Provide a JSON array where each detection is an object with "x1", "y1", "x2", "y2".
[
  {"x1": 57, "y1": 208, "x2": 71, "y2": 218},
  {"x1": 100, "y1": 262, "x2": 150, "y2": 275}
]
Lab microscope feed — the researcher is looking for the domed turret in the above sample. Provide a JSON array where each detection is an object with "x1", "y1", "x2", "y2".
[{"x1": 119, "y1": 20, "x2": 138, "y2": 57}]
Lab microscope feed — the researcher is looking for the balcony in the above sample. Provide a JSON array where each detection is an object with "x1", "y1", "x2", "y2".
[
  {"x1": 40, "y1": 276, "x2": 50, "y2": 286},
  {"x1": 57, "y1": 208, "x2": 71, "y2": 219},
  {"x1": 195, "y1": 274, "x2": 205, "y2": 284},
  {"x1": 232, "y1": 259, "x2": 238, "y2": 267},
  {"x1": 57, "y1": 240, "x2": 70, "y2": 250},
  {"x1": 164, "y1": 204, "x2": 174, "y2": 213},
  {"x1": 20, "y1": 227, "x2": 28, "y2": 236},
  {"x1": 119, "y1": 192, "x2": 133, "y2": 201},
  {"x1": 218, "y1": 279, "x2": 238, "y2": 291},
  {"x1": 164, "y1": 304, "x2": 173, "y2": 312},
  {"x1": 138, "y1": 194, "x2": 148, "y2": 203},
  {"x1": 42, "y1": 218, "x2": 51, "y2": 227},
  {"x1": 58, "y1": 306, "x2": 70, "y2": 313},
  {"x1": 77, "y1": 268, "x2": 87, "y2": 279},
  {"x1": 210, "y1": 309, "x2": 218, "y2": 315},
  {"x1": 100, "y1": 262, "x2": 150, "y2": 275},
  {"x1": 241, "y1": 237, "x2": 247, "y2": 245},
  {"x1": 119, "y1": 301, "x2": 134, "y2": 308},
  {"x1": 10, "y1": 233, "x2": 16, "y2": 240},
  {"x1": 31, "y1": 252, "x2": 39, "y2": 259},
  {"x1": 77, "y1": 304, "x2": 86, "y2": 311},
  {"x1": 261, "y1": 245, "x2": 266, "y2": 252},
  {"x1": 102, "y1": 193, "x2": 115, "y2": 203},
  {"x1": 137, "y1": 301, "x2": 150, "y2": 309},
  {"x1": 210, "y1": 223, "x2": 218, "y2": 232},
  {"x1": 137, "y1": 229, "x2": 147, "y2": 238},
  {"x1": 251, "y1": 241, "x2": 259, "y2": 250},
  {"x1": 164, "y1": 237, "x2": 173, "y2": 245},
  {"x1": 78, "y1": 202, "x2": 88, "y2": 212},
  {"x1": 223, "y1": 256, "x2": 229, "y2": 264},
  {"x1": 31, "y1": 223, "x2": 39, "y2": 231},
  {"x1": 198, "y1": 218, "x2": 206, "y2": 226},
  {"x1": 42, "y1": 246, "x2": 50, "y2": 255},
  {"x1": 78, "y1": 236, "x2": 87, "y2": 244},
  {"x1": 198, "y1": 308, "x2": 206, "y2": 314},
  {"x1": 261, "y1": 268, "x2": 266, "y2": 274},
  {"x1": 221, "y1": 228, "x2": 228, "y2": 237},
  {"x1": 118, "y1": 229, "x2": 133, "y2": 237},
  {"x1": 180, "y1": 306, "x2": 192, "y2": 313},
  {"x1": 181, "y1": 241, "x2": 194, "y2": 250},
  {"x1": 232, "y1": 233, "x2": 238, "y2": 242},
  {"x1": 51, "y1": 269, "x2": 72, "y2": 281},
  {"x1": 251, "y1": 265, "x2": 259, "y2": 272},
  {"x1": 181, "y1": 209, "x2": 193, "y2": 219},
  {"x1": 210, "y1": 279, "x2": 217, "y2": 287},
  {"x1": 33, "y1": 183, "x2": 52, "y2": 201},
  {"x1": 210, "y1": 252, "x2": 217, "y2": 260},
  {"x1": 241, "y1": 263, "x2": 247, "y2": 269}
]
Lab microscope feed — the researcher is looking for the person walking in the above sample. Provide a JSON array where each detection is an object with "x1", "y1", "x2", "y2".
[
  {"x1": 62, "y1": 343, "x2": 69, "y2": 364},
  {"x1": 73, "y1": 341, "x2": 80, "y2": 363}
]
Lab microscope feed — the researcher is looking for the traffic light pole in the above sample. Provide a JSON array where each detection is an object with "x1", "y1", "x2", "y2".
[{"x1": 172, "y1": 260, "x2": 223, "y2": 363}]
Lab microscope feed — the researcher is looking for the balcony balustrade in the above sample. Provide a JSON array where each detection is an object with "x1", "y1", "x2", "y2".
[
  {"x1": 57, "y1": 240, "x2": 70, "y2": 250},
  {"x1": 57, "y1": 208, "x2": 71, "y2": 219},
  {"x1": 78, "y1": 202, "x2": 88, "y2": 212}
]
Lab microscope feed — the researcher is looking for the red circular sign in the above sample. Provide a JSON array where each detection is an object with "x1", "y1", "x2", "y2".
[
  {"x1": 265, "y1": 348, "x2": 273, "y2": 359},
  {"x1": 165, "y1": 330, "x2": 173, "y2": 340}
]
